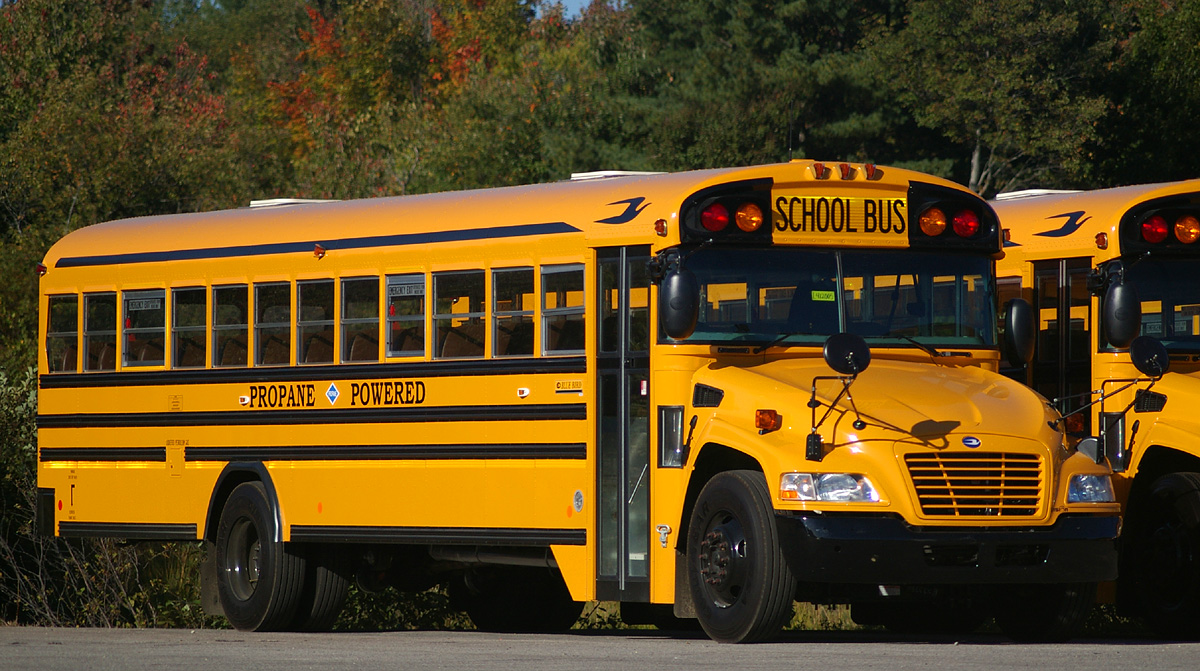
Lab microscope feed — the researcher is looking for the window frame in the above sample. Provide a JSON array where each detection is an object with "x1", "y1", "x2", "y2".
[
  {"x1": 122, "y1": 289, "x2": 166, "y2": 368},
  {"x1": 46, "y1": 294, "x2": 79, "y2": 373},
  {"x1": 297, "y1": 279, "x2": 336, "y2": 365},
  {"x1": 254, "y1": 282, "x2": 292, "y2": 367},
  {"x1": 433, "y1": 270, "x2": 486, "y2": 360},
  {"x1": 492, "y1": 266, "x2": 535, "y2": 358},
  {"x1": 341, "y1": 276, "x2": 381, "y2": 363},
  {"x1": 83, "y1": 292, "x2": 117, "y2": 372},
  {"x1": 386, "y1": 274, "x2": 426, "y2": 358},
  {"x1": 212, "y1": 284, "x2": 249, "y2": 368},
  {"x1": 541, "y1": 264, "x2": 586, "y2": 355}
]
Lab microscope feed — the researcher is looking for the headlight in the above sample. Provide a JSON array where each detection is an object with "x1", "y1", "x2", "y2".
[
  {"x1": 1067, "y1": 474, "x2": 1115, "y2": 503},
  {"x1": 781, "y1": 473, "x2": 880, "y2": 502}
]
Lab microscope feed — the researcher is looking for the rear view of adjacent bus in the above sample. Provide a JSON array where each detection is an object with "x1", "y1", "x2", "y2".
[
  {"x1": 996, "y1": 180, "x2": 1200, "y2": 638},
  {"x1": 35, "y1": 160, "x2": 1118, "y2": 644}
]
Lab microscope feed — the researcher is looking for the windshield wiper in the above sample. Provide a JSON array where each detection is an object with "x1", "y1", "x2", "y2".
[
  {"x1": 898, "y1": 335, "x2": 970, "y2": 358},
  {"x1": 753, "y1": 331, "x2": 810, "y2": 354}
]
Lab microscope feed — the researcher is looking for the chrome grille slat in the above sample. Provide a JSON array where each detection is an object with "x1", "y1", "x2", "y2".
[{"x1": 904, "y1": 451, "x2": 1043, "y2": 517}]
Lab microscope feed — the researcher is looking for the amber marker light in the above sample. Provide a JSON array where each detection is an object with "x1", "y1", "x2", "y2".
[
  {"x1": 839, "y1": 163, "x2": 854, "y2": 180},
  {"x1": 314, "y1": 243, "x2": 327, "y2": 259},
  {"x1": 919, "y1": 207, "x2": 947, "y2": 236},
  {"x1": 755, "y1": 409, "x2": 782, "y2": 434},
  {"x1": 811, "y1": 162, "x2": 828, "y2": 179},
  {"x1": 735, "y1": 203, "x2": 764, "y2": 232},
  {"x1": 35, "y1": 262, "x2": 47, "y2": 276},
  {"x1": 654, "y1": 218, "x2": 668, "y2": 237},
  {"x1": 1176, "y1": 215, "x2": 1200, "y2": 244},
  {"x1": 1095, "y1": 232, "x2": 1108, "y2": 250}
]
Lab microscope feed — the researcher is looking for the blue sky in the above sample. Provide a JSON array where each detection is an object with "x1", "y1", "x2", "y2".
[{"x1": 540, "y1": 0, "x2": 590, "y2": 19}]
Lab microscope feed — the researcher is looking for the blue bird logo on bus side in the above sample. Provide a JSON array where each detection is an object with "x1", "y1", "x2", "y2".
[{"x1": 596, "y1": 197, "x2": 649, "y2": 224}]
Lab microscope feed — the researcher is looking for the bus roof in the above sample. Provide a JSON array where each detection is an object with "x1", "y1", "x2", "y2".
[
  {"x1": 993, "y1": 179, "x2": 1200, "y2": 256},
  {"x1": 42, "y1": 161, "x2": 970, "y2": 270}
]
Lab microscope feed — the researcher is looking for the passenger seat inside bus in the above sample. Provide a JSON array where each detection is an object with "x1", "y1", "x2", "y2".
[
  {"x1": 440, "y1": 320, "x2": 484, "y2": 358},
  {"x1": 787, "y1": 278, "x2": 838, "y2": 334}
]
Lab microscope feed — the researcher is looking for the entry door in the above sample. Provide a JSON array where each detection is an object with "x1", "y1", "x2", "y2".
[
  {"x1": 595, "y1": 246, "x2": 651, "y2": 601},
  {"x1": 1031, "y1": 258, "x2": 1093, "y2": 431}
]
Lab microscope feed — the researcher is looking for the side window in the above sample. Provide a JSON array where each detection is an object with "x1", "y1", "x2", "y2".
[
  {"x1": 122, "y1": 290, "x2": 165, "y2": 367},
  {"x1": 493, "y1": 267, "x2": 534, "y2": 357},
  {"x1": 172, "y1": 288, "x2": 207, "y2": 368},
  {"x1": 434, "y1": 271, "x2": 485, "y2": 359},
  {"x1": 543, "y1": 265, "x2": 585, "y2": 354},
  {"x1": 387, "y1": 274, "x2": 425, "y2": 357},
  {"x1": 84, "y1": 293, "x2": 117, "y2": 371},
  {"x1": 46, "y1": 295, "x2": 79, "y2": 373},
  {"x1": 213, "y1": 285, "x2": 248, "y2": 367},
  {"x1": 255, "y1": 282, "x2": 291, "y2": 366},
  {"x1": 298, "y1": 280, "x2": 334, "y2": 365},
  {"x1": 342, "y1": 277, "x2": 380, "y2": 362}
]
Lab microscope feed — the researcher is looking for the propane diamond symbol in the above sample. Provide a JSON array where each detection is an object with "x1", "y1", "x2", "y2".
[{"x1": 325, "y1": 383, "x2": 340, "y2": 405}]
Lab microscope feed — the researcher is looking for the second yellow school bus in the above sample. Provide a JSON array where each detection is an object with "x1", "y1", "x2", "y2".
[
  {"x1": 37, "y1": 161, "x2": 1118, "y2": 642},
  {"x1": 996, "y1": 180, "x2": 1200, "y2": 638}
]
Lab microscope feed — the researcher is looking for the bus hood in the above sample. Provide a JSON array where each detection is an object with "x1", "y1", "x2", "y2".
[{"x1": 693, "y1": 357, "x2": 1056, "y2": 442}]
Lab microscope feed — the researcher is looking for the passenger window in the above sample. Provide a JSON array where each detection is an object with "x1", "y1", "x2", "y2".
[
  {"x1": 543, "y1": 265, "x2": 585, "y2": 354},
  {"x1": 46, "y1": 295, "x2": 79, "y2": 373},
  {"x1": 434, "y1": 271, "x2": 485, "y2": 358},
  {"x1": 83, "y1": 293, "x2": 117, "y2": 371},
  {"x1": 172, "y1": 288, "x2": 207, "y2": 368},
  {"x1": 255, "y1": 282, "x2": 291, "y2": 366},
  {"x1": 298, "y1": 280, "x2": 335, "y2": 364},
  {"x1": 213, "y1": 285, "x2": 249, "y2": 367},
  {"x1": 493, "y1": 267, "x2": 534, "y2": 357},
  {"x1": 342, "y1": 277, "x2": 380, "y2": 362},
  {"x1": 122, "y1": 290, "x2": 165, "y2": 367},
  {"x1": 387, "y1": 275, "x2": 425, "y2": 357}
]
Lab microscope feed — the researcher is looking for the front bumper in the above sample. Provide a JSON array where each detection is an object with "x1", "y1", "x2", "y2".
[{"x1": 777, "y1": 513, "x2": 1118, "y2": 585}]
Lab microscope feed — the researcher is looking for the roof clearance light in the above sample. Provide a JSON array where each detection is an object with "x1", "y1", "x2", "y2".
[
  {"x1": 1142, "y1": 215, "x2": 1169, "y2": 243},
  {"x1": 701, "y1": 203, "x2": 730, "y2": 232},
  {"x1": 1176, "y1": 215, "x2": 1200, "y2": 244},
  {"x1": 735, "y1": 203, "x2": 764, "y2": 232},
  {"x1": 952, "y1": 209, "x2": 980, "y2": 237},
  {"x1": 919, "y1": 207, "x2": 947, "y2": 236}
]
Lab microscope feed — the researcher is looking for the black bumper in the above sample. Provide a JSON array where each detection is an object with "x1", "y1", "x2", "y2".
[{"x1": 777, "y1": 513, "x2": 1118, "y2": 585}]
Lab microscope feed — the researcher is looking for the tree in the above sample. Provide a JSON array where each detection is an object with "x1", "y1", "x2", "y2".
[{"x1": 868, "y1": 0, "x2": 1113, "y2": 195}]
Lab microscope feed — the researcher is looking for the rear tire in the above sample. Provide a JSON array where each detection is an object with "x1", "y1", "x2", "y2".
[
  {"x1": 1127, "y1": 472, "x2": 1200, "y2": 639},
  {"x1": 687, "y1": 470, "x2": 797, "y2": 643},
  {"x1": 290, "y1": 544, "x2": 351, "y2": 631},
  {"x1": 215, "y1": 482, "x2": 306, "y2": 631},
  {"x1": 993, "y1": 583, "x2": 1094, "y2": 642}
]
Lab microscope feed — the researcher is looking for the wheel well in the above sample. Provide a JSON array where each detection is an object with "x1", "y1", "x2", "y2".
[
  {"x1": 677, "y1": 443, "x2": 762, "y2": 546},
  {"x1": 204, "y1": 463, "x2": 278, "y2": 544},
  {"x1": 1126, "y1": 445, "x2": 1200, "y2": 520}
]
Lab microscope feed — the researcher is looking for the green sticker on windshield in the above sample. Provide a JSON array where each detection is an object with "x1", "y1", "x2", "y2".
[{"x1": 811, "y1": 290, "x2": 835, "y2": 302}]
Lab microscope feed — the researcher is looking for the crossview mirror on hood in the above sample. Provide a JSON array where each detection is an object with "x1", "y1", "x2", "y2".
[{"x1": 823, "y1": 332, "x2": 871, "y2": 375}]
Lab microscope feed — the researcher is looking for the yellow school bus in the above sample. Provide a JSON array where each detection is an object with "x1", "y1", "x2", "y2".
[
  {"x1": 37, "y1": 161, "x2": 1119, "y2": 643},
  {"x1": 995, "y1": 180, "x2": 1200, "y2": 638}
]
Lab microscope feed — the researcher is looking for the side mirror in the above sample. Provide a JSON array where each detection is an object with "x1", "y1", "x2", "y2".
[
  {"x1": 660, "y1": 267, "x2": 700, "y2": 340},
  {"x1": 1002, "y1": 298, "x2": 1035, "y2": 367},
  {"x1": 1130, "y1": 335, "x2": 1170, "y2": 377},
  {"x1": 1104, "y1": 279, "x2": 1141, "y2": 349},
  {"x1": 823, "y1": 332, "x2": 871, "y2": 375}
]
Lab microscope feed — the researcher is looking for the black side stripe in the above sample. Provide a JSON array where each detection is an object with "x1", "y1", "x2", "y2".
[
  {"x1": 288, "y1": 525, "x2": 586, "y2": 546},
  {"x1": 39, "y1": 356, "x2": 586, "y2": 389},
  {"x1": 40, "y1": 447, "x2": 167, "y2": 462},
  {"x1": 37, "y1": 403, "x2": 585, "y2": 429},
  {"x1": 58, "y1": 522, "x2": 197, "y2": 540},
  {"x1": 55, "y1": 222, "x2": 581, "y2": 268},
  {"x1": 185, "y1": 443, "x2": 586, "y2": 461}
]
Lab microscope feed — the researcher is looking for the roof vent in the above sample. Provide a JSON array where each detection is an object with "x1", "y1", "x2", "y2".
[
  {"x1": 993, "y1": 189, "x2": 1081, "y2": 201},
  {"x1": 249, "y1": 198, "x2": 340, "y2": 208},
  {"x1": 570, "y1": 171, "x2": 665, "y2": 181}
]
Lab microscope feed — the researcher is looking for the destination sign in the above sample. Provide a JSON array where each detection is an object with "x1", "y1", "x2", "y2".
[{"x1": 773, "y1": 195, "x2": 908, "y2": 247}]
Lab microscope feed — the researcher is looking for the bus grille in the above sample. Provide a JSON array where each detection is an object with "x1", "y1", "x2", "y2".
[{"x1": 904, "y1": 452, "x2": 1042, "y2": 517}]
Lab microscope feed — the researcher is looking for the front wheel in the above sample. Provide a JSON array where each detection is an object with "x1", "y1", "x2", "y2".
[
  {"x1": 686, "y1": 470, "x2": 796, "y2": 643},
  {"x1": 1127, "y1": 472, "x2": 1200, "y2": 639},
  {"x1": 215, "y1": 482, "x2": 306, "y2": 631},
  {"x1": 993, "y1": 583, "x2": 1094, "y2": 642}
]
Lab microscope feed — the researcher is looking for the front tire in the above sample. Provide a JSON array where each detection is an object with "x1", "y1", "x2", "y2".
[
  {"x1": 1127, "y1": 472, "x2": 1200, "y2": 639},
  {"x1": 687, "y1": 470, "x2": 796, "y2": 643},
  {"x1": 215, "y1": 482, "x2": 306, "y2": 631}
]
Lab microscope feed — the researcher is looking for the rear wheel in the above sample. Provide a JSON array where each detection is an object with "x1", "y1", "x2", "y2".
[
  {"x1": 687, "y1": 470, "x2": 797, "y2": 643},
  {"x1": 215, "y1": 482, "x2": 306, "y2": 631},
  {"x1": 454, "y1": 566, "x2": 583, "y2": 633},
  {"x1": 1127, "y1": 472, "x2": 1200, "y2": 639},
  {"x1": 993, "y1": 583, "x2": 1094, "y2": 642},
  {"x1": 290, "y1": 544, "x2": 351, "y2": 631}
]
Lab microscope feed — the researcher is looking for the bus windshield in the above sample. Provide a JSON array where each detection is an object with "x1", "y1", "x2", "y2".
[
  {"x1": 1127, "y1": 257, "x2": 1200, "y2": 352},
  {"x1": 681, "y1": 247, "x2": 997, "y2": 348}
]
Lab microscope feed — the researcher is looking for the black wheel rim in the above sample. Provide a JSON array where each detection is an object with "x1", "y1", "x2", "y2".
[
  {"x1": 226, "y1": 516, "x2": 262, "y2": 602},
  {"x1": 697, "y1": 509, "x2": 749, "y2": 608}
]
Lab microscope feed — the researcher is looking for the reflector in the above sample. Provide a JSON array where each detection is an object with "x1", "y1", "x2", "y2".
[
  {"x1": 1142, "y1": 215, "x2": 1168, "y2": 243},
  {"x1": 701, "y1": 203, "x2": 729, "y2": 232},
  {"x1": 919, "y1": 207, "x2": 947, "y2": 236}
]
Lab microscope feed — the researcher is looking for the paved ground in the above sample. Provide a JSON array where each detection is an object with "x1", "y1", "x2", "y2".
[{"x1": 2, "y1": 627, "x2": 1198, "y2": 670}]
